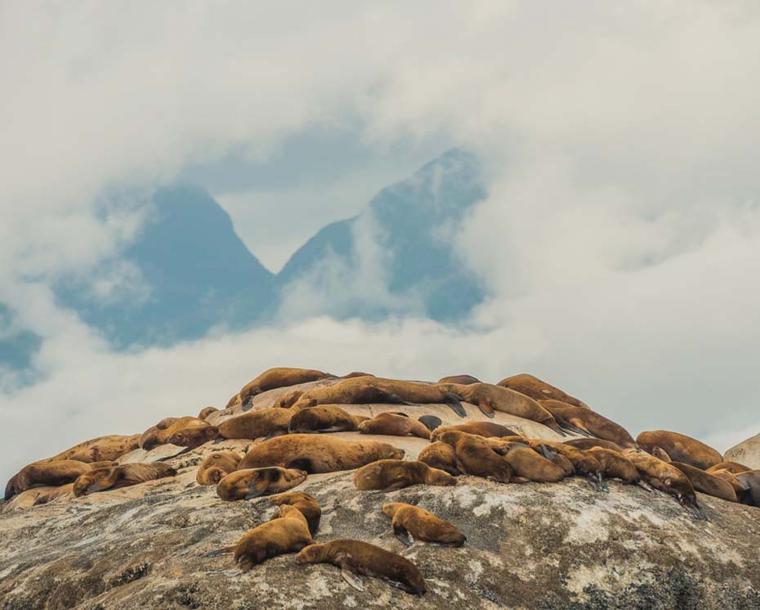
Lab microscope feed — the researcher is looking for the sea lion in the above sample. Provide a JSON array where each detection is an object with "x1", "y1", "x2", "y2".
[
  {"x1": 196, "y1": 451, "x2": 243, "y2": 485},
  {"x1": 198, "y1": 406, "x2": 219, "y2": 420},
  {"x1": 48, "y1": 434, "x2": 141, "y2": 463},
  {"x1": 498, "y1": 443, "x2": 568, "y2": 483},
  {"x1": 651, "y1": 447, "x2": 672, "y2": 462},
  {"x1": 433, "y1": 430, "x2": 513, "y2": 483},
  {"x1": 670, "y1": 462, "x2": 737, "y2": 503},
  {"x1": 218, "y1": 407, "x2": 295, "y2": 440},
  {"x1": 295, "y1": 539, "x2": 427, "y2": 595},
  {"x1": 505, "y1": 440, "x2": 604, "y2": 488},
  {"x1": 238, "y1": 435, "x2": 404, "y2": 473},
  {"x1": 233, "y1": 504, "x2": 314, "y2": 571},
  {"x1": 497, "y1": 373, "x2": 588, "y2": 408},
  {"x1": 585, "y1": 447, "x2": 640, "y2": 484},
  {"x1": 235, "y1": 367, "x2": 335, "y2": 407},
  {"x1": 72, "y1": 463, "x2": 177, "y2": 496},
  {"x1": 736, "y1": 471, "x2": 760, "y2": 507},
  {"x1": 707, "y1": 461, "x2": 752, "y2": 475},
  {"x1": 139, "y1": 416, "x2": 218, "y2": 450},
  {"x1": 437, "y1": 374, "x2": 481, "y2": 385},
  {"x1": 382, "y1": 502, "x2": 466, "y2": 547},
  {"x1": 283, "y1": 377, "x2": 466, "y2": 418},
  {"x1": 434, "y1": 422, "x2": 519, "y2": 439},
  {"x1": 417, "y1": 442, "x2": 460, "y2": 476},
  {"x1": 708, "y1": 468, "x2": 748, "y2": 498},
  {"x1": 636, "y1": 430, "x2": 722, "y2": 470},
  {"x1": 5, "y1": 483, "x2": 74, "y2": 510},
  {"x1": 539, "y1": 400, "x2": 635, "y2": 448},
  {"x1": 358, "y1": 412, "x2": 431, "y2": 440},
  {"x1": 4, "y1": 460, "x2": 115, "y2": 500},
  {"x1": 288, "y1": 405, "x2": 367, "y2": 433},
  {"x1": 563, "y1": 438, "x2": 624, "y2": 452},
  {"x1": 353, "y1": 460, "x2": 456, "y2": 491},
  {"x1": 622, "y1": 449, "x2": 699, "y2": 510},
  {"x1": 268, "y1": 492, "x2": 321, "y2": 536},
  {"x1": 440, "y1": 383, "x2": 563, "y2": 432},
  {"x1": 217, "y1": 467, "x2": 307, "y2": 501}
]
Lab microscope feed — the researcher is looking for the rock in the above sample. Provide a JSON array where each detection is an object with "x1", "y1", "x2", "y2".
[
  {"x1": 2, "y1": 439, "x2": 760, "y2": 609},
  {"x1": 724, "y1": 433, "x2": 760, "y2": 470}
]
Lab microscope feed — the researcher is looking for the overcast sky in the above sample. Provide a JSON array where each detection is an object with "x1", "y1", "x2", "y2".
[{"x1": 2, "y1": 1, "x2": 760, "y2": 482}]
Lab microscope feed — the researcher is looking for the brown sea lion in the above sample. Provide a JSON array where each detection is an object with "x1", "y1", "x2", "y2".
[
  {"x1": 585, "y1": 447, "x2": 640, "y2": 484},
  {"x1": 433, "y1": 430, "x2": 512, "y2": 483},
  {"x1": 508, "y1": 440, "x2": 604, "y2": 488},
  {"x1": 288, "y1": 405, "x2": 367, "y2": 433},
  {"x1": 5, "y1": 483, "x2": 74, "y2": 510},
  {"x1": 670, "y1": 461, "x2": 737, "y2": 503},
  {"x1": 139, "y1": 416, "x2": 218, "y2": 450},
  {"x1": 651, "y1": 447, "x2": 672, "y2": 462},
  {"x1": 196, "y1": 451, "x2": 243, "y2": 485},
  {"x1": 48, "y1": 434, "x2": 141, "y2": 463},
  {"x1": 437, "y1": 374, "x2": 481, "y2": 385},
  {"x1": 417, "y1": 442, "x2": 460, "y2": 476},
  {"x1": 563, "y1": 438, "x2": 624, "y2": 452},
  {"x1": 358, "y1": 412, "x2": 431, "y2": 440},
  {"x1": 497, "y1": 373, "x2": 588, "y2": 408},
  {"x1": 441, "y1": 383, "x2": 563, "y2": 432},
  {"x1": 736, "y1": 471, "x2": 760, "y2": 507},
  {"x1": 218, "y1": 407, "x2": 295, "y2": 440},
  {"x1": 238, "y1": 435, "x2": 404, "y2": 473},
  {"x1": 233, "y1": 504, "x2": 314, "y2": 571},
  {"x1": 284, "y1": 377, "x2": 466, "y2": 418},
  {"x1": 235, "y1": 367, "x2": 335, "y2": 407},
  {"x1": 72, "y1": 463, "x2": 177, "y2": 496},
  {"x1": 622, "y1": 449, "x2": 699, "y2": 510},
  {"x1": 636, "y1": 430, "x2": 722, "y2": 470},
  {"x1": 498, "y1": 443, "x2": 568, "y2": 483},
  {"x1": 382, "y1": 502, "x2": 466, "y2": 546},
  {"x1": 217, "y1": 467, "x2": 307, "y2": 501},
  {"x1": 353, "y1": 460, "x2": 456, "y2": 491},
  {"x1": 268, "y1": 492, "x2": 321, "y2": 536},
  {"x1": 4, "y1": 460, "x2": 116, "y2": 500},
  {"x1": 540, "y1": 400, "x2": 635, "y2": 448},
  {"x1": 707, "y1": 461, "x2": 752, "y2": 475},
  {"x1": 708, "y1": 468, "x2": 748, "y2": 498},
  {"x1": 295, "y1": 539, "x2": 427, "y2": 595},
  {"x1": 198, "y1": 406, "x2": 219, "y2": 420},
  {"x1": 434, "y1": 422, "x2": 519, "y2": 439}
]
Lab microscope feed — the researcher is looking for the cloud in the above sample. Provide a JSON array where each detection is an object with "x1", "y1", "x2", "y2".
[{"x1": 3, "y1": 2, "x2": 760, "y2": 481}]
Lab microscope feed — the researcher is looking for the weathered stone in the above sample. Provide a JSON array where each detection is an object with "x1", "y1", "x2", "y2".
[{"x1": 725, "y1": 433, "x2": 760, "y2": 470}]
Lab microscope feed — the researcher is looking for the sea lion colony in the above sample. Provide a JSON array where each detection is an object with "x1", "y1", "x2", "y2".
[{"x1": 4, "y1": 366, "x2": 759, "y2": 596}]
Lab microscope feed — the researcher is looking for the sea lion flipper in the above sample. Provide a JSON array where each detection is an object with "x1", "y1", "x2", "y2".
[
  {"x1": 477, "y1": 401, "x2": 495, "y2": 418},
  {"x1": 443, "y1": 393, "x2": 467, "y2": 418},
  {"x1": 537, "y1": 444, "x2": 558, "y2": 461},
  {"x1": 341, "y1": 568, "x2": 365, "y2": 592},
  {"x1": 586, "y1": 473, "x2": 606, "y2": 493},
  {"x1": 393, "y1": 524, "x2": 414, "y2": 547},
  {"x1": 418, "y1": 415, "x2": 442, "y2": 431},
  {"x1": 637, "y1": 480, "x2": 655, "y2": 493}
]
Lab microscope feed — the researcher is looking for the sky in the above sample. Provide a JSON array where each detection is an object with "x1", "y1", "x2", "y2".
[{"x1": 2, "y1": 1, "x2": 760, "y2": 483}]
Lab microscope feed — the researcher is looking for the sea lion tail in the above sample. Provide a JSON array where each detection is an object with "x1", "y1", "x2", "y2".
[{"x1": 443, "y1": 393, "x2": 467, "y2": 418}]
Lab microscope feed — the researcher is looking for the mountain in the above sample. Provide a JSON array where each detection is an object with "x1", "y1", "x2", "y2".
[
  {"x1": 275, "y1": 148, "x2": 488, "y2": 321},
  {"x1": 54, "y1": 186, "x2": 275, "y2": 349}
]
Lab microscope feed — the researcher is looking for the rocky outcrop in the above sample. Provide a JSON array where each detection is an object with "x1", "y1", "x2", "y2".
[{"x1": 725, "y1": 432, "x2": 760, "y2": 469}]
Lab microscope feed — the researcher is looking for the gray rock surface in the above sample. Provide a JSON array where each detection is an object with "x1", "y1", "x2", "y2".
[{"x1": 725, "y1": 433, "x2": 760, "y2": 470}]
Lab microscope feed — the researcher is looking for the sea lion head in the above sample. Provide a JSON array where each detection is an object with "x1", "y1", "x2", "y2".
[
  {"x1": 73, "y1": 468, "x2": 116, "y2": 497},
  {"x1": 198, "y1": 406, "x2": 219, "y2": 421},
  {"x1": 381, "y1": 502, "x2": 404, "y2": 518},
  {"x1": 288, "y1": 408, "x2": 326, "y2": 433},
  {"x1": 168, "y1": 424, "x2": 219, "y2": 449},
  {"x1": 294, "y1": 542, "x2": 324, "y2": 564},
  {"x1": 424, "y1": 466, "x2": 457, "y2": 486},
  {"x1": 380, "y1": 445, "x2": 406, "y2": 460}
]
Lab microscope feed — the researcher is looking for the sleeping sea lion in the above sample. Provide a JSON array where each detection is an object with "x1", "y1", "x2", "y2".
[
  {"x1": 234, "y1": 367, "x2": 335, "y2": 407},
  {"x1": 288, "y1": 405, "x2": 367, "y2": 433},
  {"x1": 196, "y1": 451, "x2": 243, "y2": 485},
  {"x1": 358, "y1": 413, "x2": 431, "y2": 440},
  {"x1": 47, "y1": 434, "x2": 141, "y2": 463},
  {"x1": 5, "y1": 460, "x2": 116, "y2": 500},
  {"x1": 505, "y1": 440, "x2": 604, "y2": 489},
  {"x1": 417, "y1": 442, "x2": 460, "y2": 476},
  {"x1": 238, "y1": 435, "x2": 404, "y2": 473},
  {"x1": 497, "y1": 373, "x2": 588, "y2": 408},
  {"x1": 585, "y1": 447, "x2": 640, "y2": 484},
  {"x1": 72, "y1": 463, "x2": 176, "y2": 496},
  {"x1": 622, "y1": 449, "x2": 700, "y2": 511},
  {"x1": 708, "y1": 468, "x2": 748, "y2": 498},
  {"x1": 707, "y1": 461, "x2": 752, "y2": 475},
  {"x1": 353, "y1": 460, "x2": 456, "y2": 491},
  {"x1": 295, "y1": 539, "x2": 427, "y2": 595},
  {"x1": 670, "y1": 461, "x2": 737, "y2": 503},
  {"x1": 437, "y1": 374, "x2": 481, "y2": 385},
  {"x1": 139, "y1": 416, "x2": 218, "y2": 450},
  {"x1": 539, "y1": 400, "x2": 635, "y2": 448},
  {"x1": 6, "y1": 483, "x2": 74, "y2": 510},
  {"x1": 217, "y1": 467, "x2": 307, "y2": 501},
  {"x1": 636, "y1": 430, "x2": 722, "y2": 470},
  {"x1": 283, "y1": 377, "x2": 466, "y2": 418},
  {"x1": 433, "y1": 430, "x2": 513, "y2": 483},
  {"x1": 218, "y1": 407, "x2": 295, "y2": 440},
  {"x1": 434, "y1": 422, "x2": 519, "y2": 439},
  {"x1": 499, "y1": 443, "x2": 569, "y2": 483},
  {"x1": 233, "y1": 504, "x2": 314, "y2": 571},
  {"x1": 382, "y1": 502, "x2": 466, "y2": 546},
  {"x1": 268, "y1": 492, "x2": 321, "y2": 536}
]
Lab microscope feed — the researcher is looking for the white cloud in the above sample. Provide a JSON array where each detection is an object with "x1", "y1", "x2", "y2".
[{"x1": 3, "y1": 2, "x2": 760, "y2": 481}]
